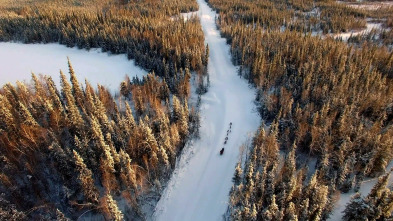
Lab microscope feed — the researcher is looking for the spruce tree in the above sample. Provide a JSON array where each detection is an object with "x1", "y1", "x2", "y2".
[
  {"x1": 60, "y1": 70, "x2": 84, "y2": 131},
  {"x1": 124, "y1": 102, "x2": 136, "y2": 129},
  {"x1": 233, "y1": 163, "x2": 243, "y2": 185},
  {"x1": 103, "y1": 193, "x2": 123, "y2": 221},
  {"x1": 285, "y1": 202, "x2": 298, "y2": 221},
  {"x1": 342, "y1": 193, "x2": 369, "y2": 221},
  {"x1": 68, "y1": 59, "x2": 84, "y2": 108},
  {"x1": 31, "y1": 73, "x2": 44, "y2": 98},
  {"x1": 0, "y1": 95, "x2": 15, "y2": 131},
  {"x1": 119, "y1": 149, "x2": 137, "y2": 191},
  {"x1": 73, "y1": 150, "x2": 99, "y2": 204},
  {"x1": 46, "y1": 76, "x2": 65, "y2": 114},
  {"x1": 172, "y1": 95, "x2": 182, "y2": 122},
  {"x1": 17, "y1": 101, "x2": 38, "y2": 126}
]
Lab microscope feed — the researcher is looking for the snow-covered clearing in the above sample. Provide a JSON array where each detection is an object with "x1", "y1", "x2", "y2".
[
  {"x1": 153, "y1": 0, "x2": 260, "y2": 220},
  {"x1": 0, "y1": 42, "x2": 147, "y2": 92},
  {"x1": 170, "y1": 11, "x2": 198, "y2": 22},
  {"x1": 329, "y1": 161, "x2": 393, "y2": 220},
  {"x1": 339, "y1": 1, "x2": 393, "y2": 10},
  {"x1": 333, "y1": 22, "x2": 383, "y2": 41}
]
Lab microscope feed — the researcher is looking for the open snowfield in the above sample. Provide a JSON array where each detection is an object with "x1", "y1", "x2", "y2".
[
  {"x1": 0, "y1": 42, "x2": 147, "y2": 92},
  {"x1": 153, "y1": 0, "x2": 260, "y2": 220}
]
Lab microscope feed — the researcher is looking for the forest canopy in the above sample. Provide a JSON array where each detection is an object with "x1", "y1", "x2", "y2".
[
  {"x1": 0, "y1": 0, "x2": 206, "y2": 219},
  {"x1": 205, "y1": 0, "x2": 393, "y2": 219}
]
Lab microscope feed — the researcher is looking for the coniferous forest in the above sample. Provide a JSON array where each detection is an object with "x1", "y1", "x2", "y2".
[
  {"x1": 206, "y1": 0, "x2": 393, "y2": 219},
  {"x1": 1, "y1": 0, "x2": 393, "y2": 220},
  {"x1": 0, "y1": 63, "x2": 201, "y2": 220},
  {"x1": 0, "y1": 0, "x2": 206, "y2": 78},
  {"x1": 0, "y1": 0, "x2": 207, "y2": 219}
]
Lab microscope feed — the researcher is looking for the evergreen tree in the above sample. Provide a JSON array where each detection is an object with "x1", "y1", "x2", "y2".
[
  {"x1": 263, "y1": 195, "x2": 279, "y2": 221},
  {"x1": 120, "y1": 80, "x2": 130, "y2": 99},
  {"x1": 342, "y1": 193, "x2": 370, "y2": 221},
  {"x1": 299, "y1": 198, "x2": 310, "y2": 221},
  {"x1": 204, "y1": 44, "x2": 209, "y2": 66},
  {"x1": 178, "y1": 105, "x2": 189, "y2": 138},
  {"x1": 31, "y1": 73, "x2": 44, "y2": 98},
  {"x1": 60, "y1": 70, "x2": 84, "y2": 131},
  {"x1": 285, "y1": 202, "x2": 298, "y2": 221},
  {"x1": 68, "y1": 59, "x2": 84, "y2": 108},
  {"x1": 233, "y1": 163, "x2": 243, "y2": 185},
  {"x1": 172, "y1": 95, "x2": 182, "y2": 122},
  {"x1": 17, "y1": 101, "x2": 38, "y2": 126},
  {"x1": 103, "y1": 193, "x2": 123, "y2": 221},
  {"x1": 368, "y1": 173, "x2": 389, "y2": 200},
  {"x1": 0, "y1": 95, "x2": 15, "y2": 131},
  {"x1": 46, "y1": 76, "x2": 65, "y2": 114},
  {"x1": 73, "y1": 150, "x2": 99, "y2": 204},
  {"x1": 124, "y1": 102, "x2": 136, "y2": 129},
  {"x1": 119, "y1": 149, "x2": 137, "y2": 191}
]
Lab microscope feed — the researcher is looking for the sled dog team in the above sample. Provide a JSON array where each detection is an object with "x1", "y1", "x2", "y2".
[{"x1": 220, "y1": 122, "x2": 232, "y2": 155}]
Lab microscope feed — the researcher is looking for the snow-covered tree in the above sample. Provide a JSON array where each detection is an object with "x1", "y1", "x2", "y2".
[
  {"x1": 342, "y1": 193, "x2": 370, "y2": 221},
  {"x1": 68, "y1": 59, "x2": 84, "y2": 108},
  {"x1": 102, "y1": 193, "x2": 123, "y2": 221},
  {"x1": 73, "y1": 150, "x2": 99, "y2": 204},
  {"x1": 233, "y1": 163, "x2": 243, "y2": 185}
]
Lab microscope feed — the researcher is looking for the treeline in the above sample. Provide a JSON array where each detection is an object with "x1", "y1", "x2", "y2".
[
  {"x1": 0, "y1": 62, "x2": 199, "y2": 220},
  {"x1": 209, "y1": 0, "x2": 367, "y2": 34},
  {"x1": 0, "y1": 0, "x2": 206, "y2": 79},
  {"x1": 205, "y1": 0, "x2": 393, "y2": 219}
]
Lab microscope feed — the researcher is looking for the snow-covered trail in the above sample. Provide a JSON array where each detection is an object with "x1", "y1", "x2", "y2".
[{"x1": 153, "y1": 0, "x2": 260, "y2": 220}]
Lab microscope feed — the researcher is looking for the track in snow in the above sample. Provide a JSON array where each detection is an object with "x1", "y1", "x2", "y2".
[{"x1": 153, "y1": 0, "x2": 260, "y2": 220}]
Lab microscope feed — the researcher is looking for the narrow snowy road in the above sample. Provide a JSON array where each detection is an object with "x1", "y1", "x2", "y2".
[{"x1": 153, "y1": 0, "x2": 260, "y2": 220}]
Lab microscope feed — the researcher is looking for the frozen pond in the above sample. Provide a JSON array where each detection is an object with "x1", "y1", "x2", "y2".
[{"x1": 0, "y1": 42, "x2": 147, "y2": 92}]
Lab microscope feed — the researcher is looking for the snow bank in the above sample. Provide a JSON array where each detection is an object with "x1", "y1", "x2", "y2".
[
  {"x1": 0, "y1": 42, "x2": 147, "y2": 92},
  {"x1": 153, "y1": 0, "x2": 260, "y2": 220}
]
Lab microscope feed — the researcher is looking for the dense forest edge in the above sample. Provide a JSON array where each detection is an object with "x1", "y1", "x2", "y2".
[
  {"x1": 0, "y1": 0, "x2": 209, "y2": 89},
  {"x1": 0, "y1": 0, "x2": 212, "y2": 220},
  {"x1": 1, "y1": 0, "x2": 393, "y2": 220},
  {"x1": 202, "y1": 0, "x2": 393, "y2": 220},
  {"x1": 0, "y1": 60, "x2": 202, "y2": 220}
]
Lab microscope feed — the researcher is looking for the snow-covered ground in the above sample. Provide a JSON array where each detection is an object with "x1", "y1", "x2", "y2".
[
  {"x1": 338, "y1": 1, "x2": 393, "y2": 10},
  {"x1": 329, "y1": 161, "x2": 393, "y2": 220},
  {"x1": 0, "y1": 42, "x2": 147, "y2": 92},
  {"x1": 153, "y1": 0, "x2": 260, "y2": 220},
  {"x1": 333, "y1": 22, "x2": 383, "y2": 41},
  {"x1": 170, "y1": 11, "x2": 198, "y2": 22}
]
